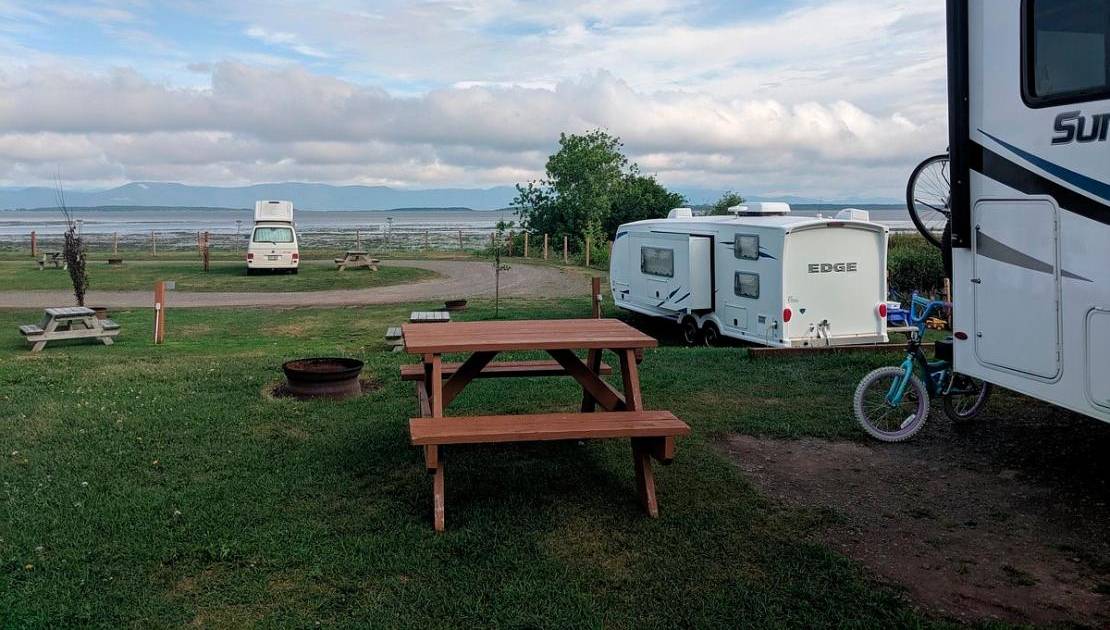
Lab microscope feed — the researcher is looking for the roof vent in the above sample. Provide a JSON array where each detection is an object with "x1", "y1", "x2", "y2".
[
  {"x1": 728, "y1": 202, "x2": 791, "y2": 216},
  {"x1": 667, "y1": 207, "x2": 694, "y2": 219},
  {"x1": 835, "y1": 208, "x2": 871, "y2": 222}
]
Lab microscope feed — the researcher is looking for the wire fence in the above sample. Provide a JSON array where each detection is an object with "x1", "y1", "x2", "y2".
[{"x1": 4, "y1": 226, "x2": 589, "y2": 263}]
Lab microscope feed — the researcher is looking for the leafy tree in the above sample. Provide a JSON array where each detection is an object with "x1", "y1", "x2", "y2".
[
  {"x1": 513, "y1": 130, "x2": 684, "y2": 251},
  {"x1": 709, "y1": 191, "x2": 747, "y2": 215}
]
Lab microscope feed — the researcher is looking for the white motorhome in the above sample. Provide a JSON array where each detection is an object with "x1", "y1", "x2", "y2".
[
  {"x1": 944, "y1": 0, "x2": 1109, "y2": 423},
  {"x1": 247, "y1": 200, "x2": 300, "y2": 274},
  {"x1": 610, "y1": 204, "x2": 889, "y2": 348}
]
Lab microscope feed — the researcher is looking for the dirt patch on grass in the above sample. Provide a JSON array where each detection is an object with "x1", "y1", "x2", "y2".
[{"x1": 719, "y1": 403, "x2": 1110, "y2": 627}]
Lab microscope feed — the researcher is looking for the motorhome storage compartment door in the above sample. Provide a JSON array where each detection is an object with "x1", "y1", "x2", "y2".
[{"x1": 972, "y1": 200, "x2": 1061, "y2": 380}]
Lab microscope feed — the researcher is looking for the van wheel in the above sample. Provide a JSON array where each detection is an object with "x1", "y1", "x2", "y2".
[
  {"x1": 702, "y1": 323, "x2": 721, "y2": 347},
  {"x1": 680, "y1": 317, "x2": 700, "y2": 346}
]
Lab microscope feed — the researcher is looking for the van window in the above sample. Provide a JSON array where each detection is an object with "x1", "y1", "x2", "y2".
[
  {"x1": 253, "y1": 226, "x2": 294, "y2": 243},
  {"x1": 1025, "y1": 0, "x2": 1110, "y2": 105},
  {"x1": 734, "y1": 234, "x2": 759, "y2": 260},
  {"x1": 734, "y1": 272, "x2": 759, "y2": 299},
  {"x1": 641, "y1": 247, "x2": 674, "y2": 278}
]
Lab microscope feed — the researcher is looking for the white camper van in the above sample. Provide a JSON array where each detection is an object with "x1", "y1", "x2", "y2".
[
  {"x1": 944, "y1": 0, "x2": 1110, "y2": 423},
  {"x1": 610, "y1": 204, "x2": 889, "y2": 348},
  {"x1": 247, "y1": 200, "x2": 299, "y2": 274}
]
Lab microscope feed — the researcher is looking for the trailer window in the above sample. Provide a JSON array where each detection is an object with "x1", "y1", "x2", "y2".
[
  {"x1": 640, "y1": 247, "x2": 674, "y2": 278},
  {"x1": 253, "y1": 226, "x2": 294, "y2": 243},
  {"x1": 734, "y1": 234, "x2": 760, "y2": 260},
  {"x1": 1024, "y1": 0, "x2": 1110, "y2": 106},
  {"x1": 734, "y1": 272, "x2": 759, "y2": 299}
]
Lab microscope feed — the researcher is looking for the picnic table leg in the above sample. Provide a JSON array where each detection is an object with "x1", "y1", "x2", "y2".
[
  {"x1": 632, "y1": 439, "x2": 660, "y2": 518},
  {"x1": 433, "y1": 461, "x2": 446, "y2": 532},
  {"x1": 580, "y1": 349, "x2": 603, "y2": 412},
  {"x1": 618, "y1": 348, "x2": 643, "y2": 411},
  {"x1": 423, "y1": 354, "x2": 444, "y2": 417},
  {"x1": 441, "y1": 351, "x2": 498, "y2": 407}
]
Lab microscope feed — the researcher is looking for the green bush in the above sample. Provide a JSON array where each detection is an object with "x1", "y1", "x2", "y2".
[{"x1": 888, "y1": 233, "x2": 945, "y2": 298}]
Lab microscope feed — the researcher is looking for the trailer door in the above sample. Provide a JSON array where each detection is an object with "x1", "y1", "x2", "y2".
[{"x1": 972, "y1": 199, "x2": 1061, "y2": 379}]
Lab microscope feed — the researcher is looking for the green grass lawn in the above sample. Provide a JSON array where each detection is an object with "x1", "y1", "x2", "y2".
[
  {"x1": 0, "y1": 260, "x2": 437, "y2": 292},
  {"x1": 0, "y1": 300, "x2": 974, "y2": 627}
]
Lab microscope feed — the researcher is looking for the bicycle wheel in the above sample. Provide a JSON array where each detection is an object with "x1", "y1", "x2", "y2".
[
  {"x1": 906, "y1": 154, "x2": 951, "y2": 249},
  {"x1": 943, "y1": 375, "x2": 993, "y2": 422},
  {"x1": 853, "y1": 366, "x2": 931, "y2": 442}
]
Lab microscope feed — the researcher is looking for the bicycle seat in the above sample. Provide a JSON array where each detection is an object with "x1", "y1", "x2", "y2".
[{"x1": 935, "y1": 336, "x2": 953, "y2": 363}]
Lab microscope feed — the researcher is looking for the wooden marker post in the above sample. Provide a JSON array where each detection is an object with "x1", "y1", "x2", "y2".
[
  {"x1": 585, "y1": 236, "x2": 591, "y2": 267},
  {"x1": 153, "y1": 281, "x2": 166, "y2": 344},
  {"x1": 30, "y1": 231, "x2": 37, "y2": 257},
  {"x1": 544, "y1": 234, "x2": 549, "y2": 260},
  {"x1": 564, "y1": 235, "x2": 568, "y2": 263},
  {"x1": 524, "y1": 232, "x2": 529, "y2": 258},
  {"x1": 591, "y1": 277, "x2": 602, "y2": 319}
]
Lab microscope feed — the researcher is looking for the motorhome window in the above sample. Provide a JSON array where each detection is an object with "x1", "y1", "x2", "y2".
[
  {"x1": 734, "y1": 272, "x2": 759, "y2": 299},
  {"x1": 734, "y1": 234, "x2": 759, "y2": 260},
  {"x1": 640, "y1": 247, "x2": 674, "y2": 278},
  {"x1": 1025, "y1": 0, "x2": 1110, "y2": 105},
  {"x1": 253, "y1": 227, "x2": 294, "y2": 243}
]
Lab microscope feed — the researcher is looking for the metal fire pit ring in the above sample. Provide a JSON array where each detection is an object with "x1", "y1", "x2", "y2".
[{"x1": 281, "y1": 357, "x2": 365, "y2": 400}]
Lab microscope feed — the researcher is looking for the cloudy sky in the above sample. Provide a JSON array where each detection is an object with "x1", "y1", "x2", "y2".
[{"x1": 0, "y1": 0, "x2": 948, "y2": 200}]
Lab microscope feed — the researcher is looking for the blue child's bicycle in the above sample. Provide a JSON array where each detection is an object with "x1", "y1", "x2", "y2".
[{"x1": 853, "y1": 294, "x2": 992, "y2": 442}]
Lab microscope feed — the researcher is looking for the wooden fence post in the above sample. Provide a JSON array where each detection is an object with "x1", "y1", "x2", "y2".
[
  {"x1": 544, "y1": 234, "x2": 549, "y2": 260},
  {"x1": 458, "y1": 229, "x2": 464, "y2": 250},
  {"x1": 202, "y1": 232, "x2": 210, "y2": 272},
  {"x1": 585, "y1": 236, "x2": 591, "y2": 267},
  {"x1": 356, "y1": 229, "x2": 361, "y2": 250},
  {"x1": 30, "y1": 231, "x2": 37, "y2": 257},
  {"x1": 112, "y1": 232, "x2": 118, "y2": 255},
  {"x1": 151, "y1": 231, "x2": 157, "y2": 257},
  {"x1": 591, "y1": 277, "x2": 602, "y2": 319},
  {"x1": 563, "y1": 235, "x2": 568, "y2": 264},
  {"x1": 153, "y1": 281, "x2": 166, "y2": 344},
  {"x1": 524, "y1": 232, "x2": 529, "y2": 258},
  {"x1": 490, "y1": 232, "x2": 495, "y2": 250},
  {"x1": 424, "y1": 229, "x2": 430, "y2": 250}
]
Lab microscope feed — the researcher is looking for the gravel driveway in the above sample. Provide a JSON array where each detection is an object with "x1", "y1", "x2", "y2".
[{"x1": 0, "y1": 259, "x2": 594, "y2": 308}]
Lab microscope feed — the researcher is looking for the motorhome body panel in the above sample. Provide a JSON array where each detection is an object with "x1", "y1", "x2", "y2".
[{"x1": 949, "y1": 0, "x2": 1110, "y2": 422}]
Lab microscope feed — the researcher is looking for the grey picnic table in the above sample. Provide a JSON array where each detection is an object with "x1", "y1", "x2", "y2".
[
  {"x1": 18, "y1": 307, "x2": 120, "y2": 352},
  {"x1": 37, "y1": 252, "x2": 66, "y2": 270},
  {"x1": 334, "y1": 250, "x2": 380, "y2": 271}
]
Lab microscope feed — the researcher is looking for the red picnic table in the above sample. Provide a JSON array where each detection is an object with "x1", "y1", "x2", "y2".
[{"x1": 401, "y1": 318, "x2": 690, "y2": 531}]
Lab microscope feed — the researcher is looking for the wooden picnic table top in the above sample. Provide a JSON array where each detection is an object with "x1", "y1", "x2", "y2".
[
  {"x1": 402, "y1": 318, "x2": 657, "y2": 354},
  {"x1": 45, "y1": 306, "x2": 96, "y2": 318},
  {"x1": 343, "y1": 250, "x2": 370, "y2": 256}
]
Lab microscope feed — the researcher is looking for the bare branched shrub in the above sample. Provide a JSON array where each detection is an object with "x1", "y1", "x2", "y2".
[{"x1": 56, "y1": 184, "x2": 89, "y2": 306}]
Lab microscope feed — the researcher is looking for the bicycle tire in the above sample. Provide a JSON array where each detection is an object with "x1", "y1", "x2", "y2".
[
  {"x1": 906, "y1": 154, "x2": 950, "y2": 249},
  {"x1": 943, "y1": 377, "x2": 993, "y2": 423},
  {"x1": 853, "y1": 366, "x2": 931, "y2": 442}
]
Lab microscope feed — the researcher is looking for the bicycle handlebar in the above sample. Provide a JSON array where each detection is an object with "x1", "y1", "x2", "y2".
[{"x1": 909, "y1": 293, "x2": 949, "y2": 329}]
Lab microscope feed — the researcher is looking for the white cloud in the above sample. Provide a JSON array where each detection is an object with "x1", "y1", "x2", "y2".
[{"x1": 244, "y1": 25, "x2": 331, "y2": 59}]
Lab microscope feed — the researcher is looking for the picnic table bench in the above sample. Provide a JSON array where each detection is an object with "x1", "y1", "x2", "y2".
[
  {"x1": 334, "y1": 250, "x2": 379, "y2": 271},
  {"x1": 402, "y1": 318, "x2": 689, "y2": 531},
  {"x1": 19, "y1": 307, "x2": 120, "y2": 352},
  {"x1": 37, "y1": 251, "x2": 66, "y2": 270}
]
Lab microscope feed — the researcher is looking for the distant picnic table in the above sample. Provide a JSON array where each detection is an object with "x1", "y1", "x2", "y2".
[
  {"x1": 19, "y1": 307, "x2": 120, "y2": 352},
  {"x1": 38, "y1": 252, "x2": 66, "y2": 270},
  {"x1": 401, "y1": 318, "x2": 690, "y2": 531},
  {"x1": 334, "y1": 250, "x2": 379, "y2": 271}
]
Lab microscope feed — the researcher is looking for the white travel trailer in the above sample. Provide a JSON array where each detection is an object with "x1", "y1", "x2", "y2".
[
  {"x1": 945, "y1": 0, "x2": 1110, "y2": 423},
  {"x1": 247, "y1": 200, "x2": 300, "y2": 274},
  {"x1": 610, "y1": 204, "x2": 890, "y2": 348}
]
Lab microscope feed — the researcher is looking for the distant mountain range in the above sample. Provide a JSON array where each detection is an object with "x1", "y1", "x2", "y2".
[{"x1": 0, "y1": 181, "x2": 899, "y2": 211}]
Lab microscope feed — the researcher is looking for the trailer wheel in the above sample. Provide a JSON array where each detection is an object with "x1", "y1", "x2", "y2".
[
  {"x1": 701, "y1": 322, "x2": 721, "y2": 347},
  {"x1": 680, "y1": 317, "x2": 700, "y2": 346}
]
